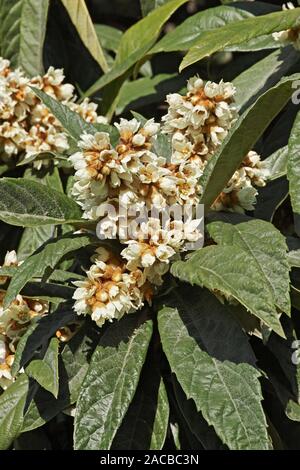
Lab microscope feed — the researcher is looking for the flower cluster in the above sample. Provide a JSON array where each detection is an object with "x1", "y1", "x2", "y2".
[
  {"x1": 0, "y1": 57, "x2": 106, "y2": 168},
  {"x1": 70, "y1": 117, "x2": 202, "y2": 221},
  {"x1": 73, "y1": 247, "x2": 149, "y2": 328},
  {"x1": 0, "y1": 251, "x2": 48, "y2": 389},
  {"x1": 0, "y1": 251, "x2": 80, "y2": 390},
  {"x1": 272, "y1": 3, "x2": 300, "y2": 51},
  {"x1": 70, "y1": 76, "x2": 269, "y2": 327},
  {"x1": 162, "y1": 76, "x2": 269, "y2": 213}
]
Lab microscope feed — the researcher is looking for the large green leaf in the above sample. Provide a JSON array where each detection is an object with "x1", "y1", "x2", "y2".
[
  {"x1": 200, "y1": 74, "x2": 300, "y2": 208},
  {"x1": 287, "y1": 110, "x2": 300, "y2": 220},
  {"x1": 0, "y1": 178, "x2": 82, "y2": 227},
  {"x1": 61, "y1": 0, "x2": 108, "y2": 73},
  {"x1": 0, "y1": 375, "x2": 29, "y2": 449},
  {"x1": 26, "y1": 338, "x2": 59, "y2": 398},
  {"x1": 180, "y1": 7, "x2": 300, "y2": 70},
  {"x1": 207, "y1": 219, "x2": 290, "y2": 315},
  {"x1": 74, "y1": 315, "x2": 153, "y2": 450},
  {"x1": 0, "y1": 0, "x2": 49, "y2": 76},
  {"x1": 158, "y1": 288, "x2": 271, "y2": 450},
  {"x1": 171, "y1": 246, "x2": 284, "y2": 336},
  {"x1": 84, "y1": 0, "x2": 188, "y2": 97},
  {"x1": 233, "y1": 48, "x2": 300, "y2": 110},
  {"x1": 112, "y1": 354, "x2": 169, "y2": 450},
  {"x1": 4, "y1": 233, "x2": 93, "y2": 308},
  {"x1": 151, "y1": 5, "x2": 252, "y2": 53}
]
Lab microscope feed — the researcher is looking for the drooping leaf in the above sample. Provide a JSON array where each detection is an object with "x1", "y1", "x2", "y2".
[
  {"x1": 180, "y1": 7, "x2": 300, "y2": 70},
  {"x1": 4, "y1": 233, "x2": 93, "y2": 308},
  {"x1": 60, "y1": 0, "x2": 108, "y2": 73},
  {"x1": 200, "y1": 74, "x2": 300, "y2": 208},
  {"x1": 84, "y1": 0, "x2": 188, "y2": 97},
  {"x1": 112, "y1": 353, "x2": 169, "y2": 450},
  {"x1": 0, "y1": 178, "x2": 82, "y2": 227},
  {"x1": 158, "y1": 287, "x2": 271, "y2": 450},
  {"x1": 74, "y1": 314, "x2": 153, "y2": 450},
  {"x1": 0, "y1": 375, "x2": 29, "y2": 449},
  {"x1": 26, "y1": 337, "x2": 59, "y2": 398},
  {"x1": 287, "y1": 110, "x2": 300, "y2": 220},
  {"x1": 0, "y1": 0, "x2": 49, "y2": 76},
  {"x1": 11, "y1": 303, "x2": 77, "y2": 375},
  {"x1": 207, "y1": 219, "x2": 290, "y2": 315},
  {"x1": 171, "y1": 246, "x2": 284, "y2": 336}
]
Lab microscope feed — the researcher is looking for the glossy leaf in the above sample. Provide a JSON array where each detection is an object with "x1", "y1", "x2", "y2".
[
  {"x1": 180, "y1": 7, "x2": 300, "y2": 70},
  {"x1": 200, "y1": 74, "x2": 300, "y2": 208}
]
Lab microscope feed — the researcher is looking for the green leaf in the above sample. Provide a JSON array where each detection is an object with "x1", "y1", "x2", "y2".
[
  {"x1": 151, "y1": 5, "x2": 253, "y2": 54},
  {"x1": 11, "y1": 303, "x2": 76, "y2": 375},
  {"x1": 0, "y1": 178, "x2": 82, "y2": 227},
  {"x1": 287, "y1": 110, "x2": 300, "y2": 219},
  {"x1": 116, "y1": 73, "x2": 176, "y2": 115},
  {"x1": 200, "y1": 74, "x2": 300, "y2": 208},
  {"x1": 207, "y1": 219, "x2": 290, "y2": 315},
  {"x1": 0, "y1": 375, "x2": 29, "y2": 449},
  {"x1": 74, "y1": 315, "x2": 153, "y2": 450},
  {"x1": 26, "y1": 338, "x2": 59, "y2": 398},
  {"x1": 180, "y1": 7, "x2": 300, "y2": 70},
  {"x1": 112, "y1": 355, "x2": 169, "y2": 450},
  {"x1": 4, "y1": 233, "x2": 92, "y2": 308},
  {"x1": 0, "y1": 0, "x2": 49, "y2": 76},
  {"x1": 171, "y1": 246, "x2": 284, "y2": 337},
  {"x1": 60, "y1": 0, "x2": 108, "y2": 73},
  {"x1": 94, "y1": 24, "x2": 123, "y2": 53},
  {"x1": 158, "y1": 288, "x2": 271, "y2": 450},
  {"x1": 84, "y1": 0, "x2": 188, "y2": 97},
  {"x1": 31, "y1": 87, "x2": 98, "y2": 141},
  {"x1": 263, "y1": 146, "x2": 288, "y2": 181},
  {"x1": 233, "y1": 48, "x2": 300, "y2": 110},
  {"x1": 140, "y1": 0, "x2": 172, "y2": 16}
]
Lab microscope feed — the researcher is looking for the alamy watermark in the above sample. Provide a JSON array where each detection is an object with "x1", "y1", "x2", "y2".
[{"x1": 95, "y1": 201, "x2": 205, "y2": 251}]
